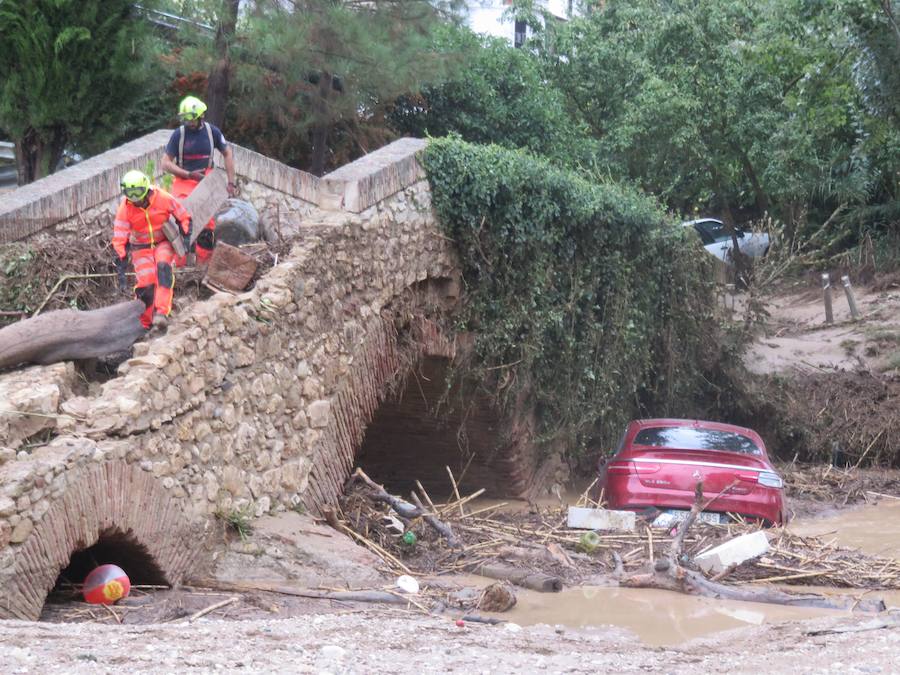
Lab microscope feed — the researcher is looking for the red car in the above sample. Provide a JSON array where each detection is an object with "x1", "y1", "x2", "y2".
[{"x1": 597, "y1": 419, "x2": 785, "y2": 525}]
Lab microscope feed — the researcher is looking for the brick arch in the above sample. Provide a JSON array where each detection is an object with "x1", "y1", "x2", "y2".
[
  {"x1": 302, "y1": 276, "x2": 545, "y2": 509},
  {"x1": 2, "y1": 461, "x2": 200, "y2": 621}
]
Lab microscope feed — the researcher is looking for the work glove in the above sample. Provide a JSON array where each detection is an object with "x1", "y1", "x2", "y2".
[{"x1": 115, "y1": 256, "x2": 128, "y2": 294}]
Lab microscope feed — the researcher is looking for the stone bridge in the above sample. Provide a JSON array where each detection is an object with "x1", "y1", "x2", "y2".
[{"x1": 0, "y1": 133, "x2": 561, "y2": 620}]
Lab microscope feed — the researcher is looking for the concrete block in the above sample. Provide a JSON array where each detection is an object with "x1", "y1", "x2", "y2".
[
  {"x1": 566, "y1": 506, "x2": 636, "y2": 531},
  {"x1": 695, "y1": 530, "x2": 770, "y2": 574}
]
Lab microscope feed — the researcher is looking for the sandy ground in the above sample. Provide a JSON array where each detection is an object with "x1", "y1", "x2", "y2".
[
  {"x1": 741, "y1": 282, "x2": 900, "y2": 375},
  {"x1": 18, "y1": 503, "x2": 899, "y2": 673}
]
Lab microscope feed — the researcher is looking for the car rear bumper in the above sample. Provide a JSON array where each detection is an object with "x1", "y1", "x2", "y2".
[{"x1": 603, "y1": 475, "x2": 784, "y2": 525}]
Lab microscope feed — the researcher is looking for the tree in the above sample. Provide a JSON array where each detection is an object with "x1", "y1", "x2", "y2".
[
  {"x1": 0, "y1": 1, "x2": 159, "y2": 184},
  {"x1": 535, "y1": 0, "x2": 884, "y2": 233},
  {"x1": 388, "y1": 26, "x2": 596, "y2": 170},
  {"x1": 228, "y1": 0, "x2": 462, "y2": 175}
]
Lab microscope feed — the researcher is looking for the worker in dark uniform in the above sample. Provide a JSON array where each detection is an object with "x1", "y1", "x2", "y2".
[{"x1": 160, "y1": 95, "x2": 237, "y2": 264}]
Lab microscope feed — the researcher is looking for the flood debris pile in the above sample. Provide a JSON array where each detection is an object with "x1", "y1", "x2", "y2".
[
  {"x1": 0, "y1": 233, "x2": 292, "y2": 329},
  {"x1": 785, "y1": 463, "x2": 900, "y2": 509},
  {"x1": 0, "y1": 233, "x2": 128, "y2": 325},
  {"x1": 716, "y1": 530, "x2": 900, "y2": 589},
  {"x1": 331, "y1": 468, "x2": 897, "y2": 617},
  {"x1": 756, "y1": 371, "x2": 900, "y2": 469}
]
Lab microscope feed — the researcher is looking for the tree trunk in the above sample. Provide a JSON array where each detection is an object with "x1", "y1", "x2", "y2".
[
  {"x1": 621, "y1": 558, "x2": 886, "y2": 613},
  {"x1": 0, "y1": 301, "x2": 145, "y2": 370},
  {"x1": 205, "y1": 0, "x2": 240, "y2": 128},
  {"x1": 14, "y1": 126, "x2": 67, "y2": 185},
  {"x1": 309, "y1": 71, "x2": 334, "y2": 176}
]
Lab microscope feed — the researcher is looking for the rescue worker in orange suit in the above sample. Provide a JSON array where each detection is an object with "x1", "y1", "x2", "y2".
[
  {"x1": 113, "y1": 170, "x2": 192, "y2": 332},
  {"x1": 160, "y1": 95, "x2": 237, "y2": 265}
]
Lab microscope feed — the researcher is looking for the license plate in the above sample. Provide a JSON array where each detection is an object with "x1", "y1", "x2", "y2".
[{"x1": 652, "y1": 509, "x2": 724, "y2": 528}]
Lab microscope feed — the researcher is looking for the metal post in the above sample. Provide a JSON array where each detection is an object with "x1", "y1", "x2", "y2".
[
  {"x1": 841, "y1": 275, "x2": 860, "y2": 320},
  {"x1": 822, "y1": 273, "x2": 833, "y2": 324}
]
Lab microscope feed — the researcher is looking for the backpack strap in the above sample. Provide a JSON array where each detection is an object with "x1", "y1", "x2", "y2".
[
  {"x1": 204, "y1": 122, "x2": 214, "y2": 169},
  {"x1": 177, "y1": 125, "x2": 185, "y2": 168}
]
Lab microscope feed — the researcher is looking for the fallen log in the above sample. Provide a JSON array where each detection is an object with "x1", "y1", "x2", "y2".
[
  {"x1": 0, "y1": 300, "x2": 145, "y2": 370},
  {"x1": 469, "y1": 562, "x2": 563, "y2": 593},
  {"x1": 188, "y1": 578, "x2": 409, "y2": 605},
  {"x1": 620, "y1": 557, "x2": 886, "y2": 612}
]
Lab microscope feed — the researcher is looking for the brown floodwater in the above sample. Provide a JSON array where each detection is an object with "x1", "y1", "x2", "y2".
[
  {"x1": 501, "y1": 586, "x2": 841, "y2": 646},
  {"x1": 789, "y1": 499, "x2": 900, "y2": 558},
  {"x1": 455, "y1": 488, "x2": 900, "y2": 646}
]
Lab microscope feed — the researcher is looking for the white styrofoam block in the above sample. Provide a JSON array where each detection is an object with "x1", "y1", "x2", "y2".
[
  {"x1": 566, "y1": 507, "x2": 636, "y2": 531},
  {"x1": 695, "y1": 530, "x2": 770, "y2": 574}
]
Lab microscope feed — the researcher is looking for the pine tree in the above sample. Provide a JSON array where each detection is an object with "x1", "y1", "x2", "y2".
[
  {"x1": 0, "y1": 0, "x2": 157, "y2": 184},
  {"x1": 231, "y1": 0, "x2": 462, "y2": 175}
]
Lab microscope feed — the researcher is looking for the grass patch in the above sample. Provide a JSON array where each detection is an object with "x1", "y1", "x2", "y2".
[{"x1": 216, "y1": 505, "x2": 254, "y2": 541}]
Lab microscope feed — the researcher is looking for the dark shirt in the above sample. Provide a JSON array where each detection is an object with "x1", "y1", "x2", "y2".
[{"x1": 165, "y1": 123, "x2": 229, "y2": 172}]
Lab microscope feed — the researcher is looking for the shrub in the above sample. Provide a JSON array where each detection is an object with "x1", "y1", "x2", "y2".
[{"x1": 423, "y1": 137, "x2": 720, "y2": 456}]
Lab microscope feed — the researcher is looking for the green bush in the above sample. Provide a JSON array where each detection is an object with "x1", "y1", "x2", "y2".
[{"x1": 423, "y1": 137, "x2": 720, "y2": 456}]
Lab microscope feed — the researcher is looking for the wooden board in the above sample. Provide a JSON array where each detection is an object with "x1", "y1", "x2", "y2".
[{"x1": 181, "y1": 168, "x2": 229, "y2": 244}]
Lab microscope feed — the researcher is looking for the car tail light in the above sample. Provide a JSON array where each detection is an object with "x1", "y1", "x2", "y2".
[
  {"x1": 606, "y1": 462, "x2": 632, "y2": 475},
  {"x1": 757, "y1": 471, "x2": 784, "y2": 489},
  {"x1": 607, "y1": 461, "x2": 659, "y2": 475},
  {"x1": 736, "y1": 471, "x2": 759, "y2": 483},
  {"x1": 632, "y1": 462, "x2": 660, "y2": 474}
]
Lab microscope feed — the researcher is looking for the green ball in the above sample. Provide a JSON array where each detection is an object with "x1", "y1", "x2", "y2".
[
  {"x1": 578, "y1": 531, "x2": 600, "y2": 553},
  {"x1": 402, "y1": 531, "x2": 417, "y2": 546}
]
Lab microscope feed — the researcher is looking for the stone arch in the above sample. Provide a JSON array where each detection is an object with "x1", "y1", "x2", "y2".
[
  {"x1": 1, "y1": 460, "x2": 200, "y2": 621},
  {"x1": 302, "y1": 276, "x2": 546, "y2": 509}
]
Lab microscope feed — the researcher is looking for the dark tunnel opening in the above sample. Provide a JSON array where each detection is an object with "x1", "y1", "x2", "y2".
[
  {"x1": 44, "y1": 528, "x2": 169, "y2": 610},
  {"x1": 356, "y1": 355, "x2": 518, "y2": 500}
]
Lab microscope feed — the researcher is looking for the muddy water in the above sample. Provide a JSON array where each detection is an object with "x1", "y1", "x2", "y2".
[
  {"x1": 790, "y1": 499, "x2": 900, "y2": 558},
  {"x1": 502, "y1": 586, "x2": 839, "y2": 646}
]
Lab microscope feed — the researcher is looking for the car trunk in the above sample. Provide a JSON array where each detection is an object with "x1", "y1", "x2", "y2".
[{"x1": 631, "y1": 448, "x2": 768, "y2": 496}]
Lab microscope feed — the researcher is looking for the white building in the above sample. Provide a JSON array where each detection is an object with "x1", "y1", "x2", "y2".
[{"x1": 462, "y1": 0, "x2": 584, "y2": 47}]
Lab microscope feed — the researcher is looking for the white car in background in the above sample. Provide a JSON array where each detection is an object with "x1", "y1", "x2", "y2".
[{"x1": 682, "y1": 218, "x2": 770, "y2": 263}]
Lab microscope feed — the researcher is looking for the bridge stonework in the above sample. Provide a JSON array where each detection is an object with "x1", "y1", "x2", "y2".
[{"x1": 0, "y1": 136, "x2": 557, "y2": 620}]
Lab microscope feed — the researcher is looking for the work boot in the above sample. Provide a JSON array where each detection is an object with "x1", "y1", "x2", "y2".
[{"x1": 151, "y1": 314, "x2": 168, "y2": 333}]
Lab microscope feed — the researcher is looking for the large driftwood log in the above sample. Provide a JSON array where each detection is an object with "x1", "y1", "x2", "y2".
[
  {"x1": 620, "y1": 558, "x2": 886, "y2": 612},
  {"x1": 0, "y1": 300, "x2": 145, "y2": 370}
]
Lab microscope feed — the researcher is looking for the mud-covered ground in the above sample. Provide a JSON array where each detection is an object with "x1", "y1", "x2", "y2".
[{"x1": 3, "y1": 606, "x2": 899, "y2": 674}]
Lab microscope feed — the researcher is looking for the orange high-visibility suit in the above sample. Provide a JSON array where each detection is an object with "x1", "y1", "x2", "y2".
[{"x1": 113, "y1": 189, "x2": 191, "y2": 329}]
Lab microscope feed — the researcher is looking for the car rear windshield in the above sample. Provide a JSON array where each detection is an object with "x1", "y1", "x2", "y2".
[{"x1": 633, "y1": 427, "x2": 762, "y2": 456}]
